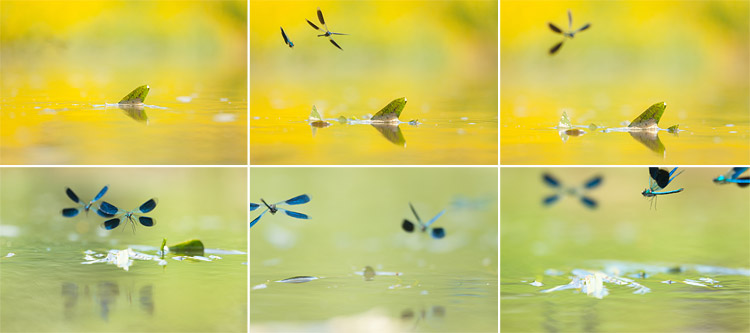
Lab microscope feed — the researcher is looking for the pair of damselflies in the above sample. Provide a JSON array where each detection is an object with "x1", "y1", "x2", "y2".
[
  {"x1": 280, "y1": 7, "x2": 348, "y2": 50},
  {"x1": 250, "y1": 194, "x2": 311, "y2": 228},
  {"x1": 62, "y1": 186, "x2": 157, "y2": 232},
  {"x1": 542, "y1": 173, "x2": 602, "y2": 209}
]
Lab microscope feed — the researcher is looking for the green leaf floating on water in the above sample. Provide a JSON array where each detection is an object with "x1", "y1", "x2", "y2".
[
  {"x1": 629, "y1": 102, "x2": 666, "y2": 129},
  {"x1": 667, "y1": 124, "x2": 679, "y2": 133},
  {"x1": 119, "y1": 85, "x2": 150, "y2": 104},
  {"x1": 371, "y1": 97, "x2": 407, "y2": 123},
  {"x1": 309, "y1": 105, "x2": 322, "y2": 121},
  {"x1": 558, "y1": 111, "x2": 572, "y2": 128},
  {"x1": 168, "y1": 239, "x2": 204, "y2": 256}
]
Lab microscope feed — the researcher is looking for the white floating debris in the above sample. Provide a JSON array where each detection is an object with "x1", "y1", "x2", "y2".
[
  {"x1": 192, "y1": 256, "x2": 212, "y2": 262},
  {"x1": 208, "y1": 255, "x2": 223, "y2": 260},
  {"x1": 177, "y1": 96, "x2": 193, "y2": 103},
  {"x1": 220, "y1": 98, "x2": 229, "y2": 102},
  {"x1": 460, "y1": 117, "x2": 469, "y2": 121},
  {"x1": 213, "y1": 113, "x2": 236, "y2": 123},
  {"x1": 158, "y1": 260, "x2": 168, "y2": 266},
  {"x1": 683, "y1": 279, "x2": 707, "y2": 287},
  {"x1": 420, "y1": 290, "x2": 429, "y2": 295},
  {"x1": 661, "y1": 280, "x2": 676, "y2": 284},
  {"x1": 116, "y1": 249, "x2": 132, "y2": 271},
  {"x1": 530, "y1": 281, "x2": 543, "y2": 287},
  {"x1": 5, "y1": 253, "x2": 15, "y2": 258},
  {"x1": 699, "y1": 277, "x2": 718, "y2": 284},
  {"x1": 84, "y1": 250, "x2": 95, "y2": 255},
  {"x1": 252, "y1": 283, "x2": 267, "y2": 290}
]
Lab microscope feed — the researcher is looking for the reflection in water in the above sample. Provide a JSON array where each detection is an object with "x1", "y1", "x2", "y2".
[
  {"x1": 400, "y1": 305, "x2": 446, "y2": 328},
  {"x1": 139, "y1": 285, "x2": 154, "y2": 316},
  {"x1": 97, "y1": 281, "x2": 119, "y2": 321},
  {"x1": 61, "y1": 281, "x2": 154, "y2": 321},
  {"x1": 309, "y1": 122, "x2": 408, "y2": 146},
  {"x1": 558, "y1": 127, "x2": 669, "y2": 155},
  {"x1": 628, "y1": 131, "x2": 665, "y2": 155},
  {"x1": 62, "y1": 282, "x2": 78, "y2": 319},
  {"x1": 371, "y1": 124, "x2": 405, "y2": 146},
  {"x1": 582, "y1": 300, "x2": 599, "y2": 332},
  {"x1": 118, "y1": 104, "x2": 148, "y2": 124},
  {"x1": 542, "y1": 301, "x2": 559, "y2": 333}
]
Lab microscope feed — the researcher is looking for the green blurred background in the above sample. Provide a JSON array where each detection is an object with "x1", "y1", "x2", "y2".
[
  {"x1": 500, "y1": 1, "x2": 750, "y2": 164},
  {"x1": 0, "y1": 167, "x2": 247, "y2": 332},
  {"x1": 0, "y1": 1, "x2": 247, "y2": 164}
]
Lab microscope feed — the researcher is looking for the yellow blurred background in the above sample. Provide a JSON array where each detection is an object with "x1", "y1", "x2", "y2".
[
  {"x1": 500, "y1": 0, "x2": 749, "y2": 164},
  {"x1": 250, "y1": 0, "x2": 498, "y2": 164},
  {"x1": 0, "y1": 1, "x2": 247, "y2": 165},
  {"x1": 1, "y1": 0, "x2": 246, "y2": 97}
]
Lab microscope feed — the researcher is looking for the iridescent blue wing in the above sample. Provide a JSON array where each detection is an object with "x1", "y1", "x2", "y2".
[
  {"x1": 97, "y1": 201, "x2": 120, "y2": 217},
  {"x1": 250, "y1": 209, "x2": 268, "y2": 228},
  {"x1": 667, "y1": 167, "x2": 682, "y2": 186},
  {"x1": 280, "y1": 208, "x2": 310, "y2": 220},
  {"x1": 583, "y1": 176, "x2": 602, "y2": 189},
  {"x1": 580, "y1": 196, "x2": 597, "y2": 209},
  {"x1": 283, "y1": 194, "x2": 310, "y2": 206},
  {"x1": 543, "y1": 195, "x2": 560, "y2": 205},
  {"x1": 280, "y1": 27, "x2": 293, "y2": 48},
  {"x1": 543, "y1": 173, "x2": 561, "y2": 188},
  {"x1": 138, "y1": 216, "x2": 155, "y2": 227},
  {"x1": 430, "y1": 227, "x2": 446, "y2": 239},
  {"x1": 102, "y1": 217, "x2": 122, "y2": 230},
  {"x1": 93, "y1": 185, "x2": 109, "y2": 202},
  {"x1": 728, "y1": 167, "x2": 749, "y2": 181},
  {"x1": 250, "y1": 203, "x2": 260, "y2": 211},
  {"x1": 65, "y1": 188, "x2": 81, "y2": 204},
  {"x1": 424, "y1": 209, "x2": 445, "y2": 228},
  {"x1": 62, "y1": 208, "x2": 80, "y2": 217},
  {"x1": 138, "y1": 198, "x2": 158, "y2": 214}
]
